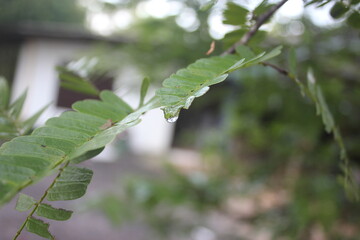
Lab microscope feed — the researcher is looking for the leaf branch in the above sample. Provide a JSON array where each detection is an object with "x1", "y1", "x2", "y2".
[
  {"x1": 13, "y1": 161, "x2": 70, "y2": 240},
  {"x1": 220, "y1": 0, "x2": 358, "y2": 200},
  {"x1": 223, "y1": 0, "x2": 289, "y2": 55},
  {"x1": 261, "y1": 62, "x2": 359, "y2": 201}
]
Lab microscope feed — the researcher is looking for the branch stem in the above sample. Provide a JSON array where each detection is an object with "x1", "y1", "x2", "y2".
[
  {"x1": 223, "y1": 0, "x2": 289, "y2": 55},
  {"x1": 13, "y1": 161, "x2": 70, "y2": 240}
]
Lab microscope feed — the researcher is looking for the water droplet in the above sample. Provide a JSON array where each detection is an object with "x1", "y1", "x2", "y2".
[
  {"x1": 166, "y1": 116, "x2": 179, "y2": 123},
  {"x1": 163, "y1": 107, "x2": 180, "y2": 123}
]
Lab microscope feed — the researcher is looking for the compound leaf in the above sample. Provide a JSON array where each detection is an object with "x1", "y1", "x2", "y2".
[
  {"x1": 46, "y1": 166, "x2": 93, "y2": 201},
  {"x1": 26, "y1": 217, "x2": 54, "y2": 240},
  {"x1": 8, "y1": 90, "x2": 27, "y2": 119},
  {"x1": 36, "y1": 203, "x2": 73, "y2": 221},
  {"x1": 0, "y1": 89, "x2": 147, "y2": 206},
  {"x1": 139, "y1": 77, "x2": 150, "y2": 107},
  {"x1": 0, "y1": 77, "x2": 9, "y2": 110},
  {"x1": 15, "y1": 193, "x2": 36, "y2": 212},
  {"x1": 156, "y1": 46, "x2": 282, "y2": 121},
  {"x1": 223, "y1": 2, "x2": 249, "y2": 26}
]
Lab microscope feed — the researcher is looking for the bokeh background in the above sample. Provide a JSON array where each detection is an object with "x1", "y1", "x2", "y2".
[{"x1": 0, "y1": 0, "x2": 359, "y2": 239}]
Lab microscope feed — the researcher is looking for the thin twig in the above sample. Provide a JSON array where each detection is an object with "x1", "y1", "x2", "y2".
[
  {"x1": 223, "y1": 0, "x2": 289, "y2": 55},
  {"x1": 262, "y1": 61, "x2": 359, "y2": 201},
  {"x1": 261, "y1": 62, "x2": 289, "y2": 76},
  {"x1": 13, "y1": 161, "x2": 70, "y2": 240}
]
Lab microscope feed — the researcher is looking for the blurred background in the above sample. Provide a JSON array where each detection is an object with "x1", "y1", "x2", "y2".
[{"x1": 0, "y1": 0, "x2": 359, "y2": 239}]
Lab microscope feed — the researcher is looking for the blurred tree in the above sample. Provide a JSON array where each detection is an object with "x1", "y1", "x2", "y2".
[
  {"x1": 80, "y1": 0, "x2": 215, "y2": 85},
  {"x1": 0, "y1": 0, "x2": 85, "y2": 24},
  {"x1": 89, "y1": 1, "x2": 360, "y2": 239}
]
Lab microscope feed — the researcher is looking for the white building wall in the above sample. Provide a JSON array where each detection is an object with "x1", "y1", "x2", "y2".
[{"x1": 12, "y1": 38, "x2": 89, "y2": 123}]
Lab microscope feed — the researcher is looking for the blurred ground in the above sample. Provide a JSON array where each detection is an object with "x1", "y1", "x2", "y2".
[{"x1": 0, "y1": 155, "x2": 155, "y2": 240}]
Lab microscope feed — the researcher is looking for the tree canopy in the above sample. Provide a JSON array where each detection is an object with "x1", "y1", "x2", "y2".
[{"x1": 0, "y1": 0, "x2": 85, "y2": 25}]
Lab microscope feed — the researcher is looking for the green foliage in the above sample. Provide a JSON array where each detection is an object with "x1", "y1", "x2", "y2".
[
  {"x1": 156, "y1": 46, "x2": 282, "y2": 121},
  {"x1": 330, "y1": 2, "x2": 349, "y2": 19},
  {"x1": 0, "y1": 0, "x2": 85, "y2": 24},
  {"x1": 0, "y1": 77, "x2": 47, "y2": 143},
  {"x1": 91, "y1": 167, "x2": 229, "y2": 237},
  {"x1": 221, "y1": 1, "x2": 271, "y2": 48},
  {"x1": 46, "y1": 166, "x2": 93, "y2": 201},
  {"x1": 253, "y1": 0, "x2": 275, "y2": 17},
  {"x1": 288, "y1": 48, "x2": 297, "y2": 77},
  {"x1": 0, "y1": 0, "x2": 359, "y2": 239},
  {"x1": 308, "y1": 0, "x2": 360, "y2": 29},
  {"x1": 15, "y1": 193, "x2": 36, "y2": 212},
  {"x1": 307, "y1": 70, "x2": 335, "y2": 133},
  {"x1": 200, "y1": 0, "x2": 218, "y2": 11},
  {"x1": 347, "y1": 11, "x2": 360, "y2": 28},
  {"x1": 1, "y1": 89, "x2": 159, "y2": 238},
  {"x1": 57, "y1": 67, "x2": 100, "y2": 96},
  {"x1": 26, "y1": 217, "x2": 54, "y2": 239},
  {"x1": 0, "y1": 77, "x2": 10, "y2": 110},
  {"x1": 0, "y1": 43, "x2": 281, "y2": 238},
  {"x1": 0, "y1": 90, "x2": 140, "y2": 205},
  {"x1": 109, "y1": 15, "x2": 213, "y2": 82},
  {"x1": 36, "y1": 204, "x2": 73, "y2": 221},
  {"x1": 219, "y1": 65, "x2": 359, "y2": 238},
  {"x1": 139, "y1": 77, "x2": 150, "y2": 108},
  {"x1": 12, "y1": 165, "x2": 88, "y2": 238},
  {"x1": 222, "y1": 29, "x2": 247, "y2": 49},
  {"x1": 223, "y1": 2, "x2": 249, "y2": 26}
]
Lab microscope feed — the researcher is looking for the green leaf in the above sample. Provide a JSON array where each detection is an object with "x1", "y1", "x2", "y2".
[
  {"x1": 21, "y1": 104, "x2": 50, "y2": 135},
  {"x1": 305, "y1": 0, "x2": 332, "y2": 7},
  {"x1": 46, "y1": 112, "x2": 107, "y2": 136},
  {"x1": 0, "y1": 89, "x2": 140, "y2": 206},
  {"x1": 26, "y1": 217, "x2": 54, "y2": 240},
  {"x1": 228, "y1": 46, "x2": 283, "y2": 72},
  {"x1": 58, "y1": 69, "x2": 99, "y2": 96},
  {"x1": 289, "y1": 48, "x2": 297, "y2": 77},
  {"x1": 157, "y1": 46, "x2": 282, "y2": 121},
  {"x1": 139, "y1": 77, "x2": 150, "y2": 107},
  {"x1": 222, "y1": 29, "x2": 247, "y2": 49},
  {"x1": 72, "y1": 100, "x2": 127, "y2": 122},
  {"x1": 100, "y1": 90, "x2": 133, "y2": 114},
  {"x1": 200, "y1": 0, "x2": 217, "y2": 11},
  {"x1": 330, "y1": 2, "x2": 349, "y2": 19},
  {"x1": 317, "y1": 87, "x2": 335, "y2": 133},
  {"x1": 0, "y1": 162, "x2": 35, "y2": 184},
  {"x1": 47, "y1": 166, "x2": 93, "y2": 201},
  {"x1": 157, "y1": 55, "x2": 241, "y2": 121},
  {"x1": 36, "y1": 203, "x2": 73, "y2": 221},
  {"x1": 235, "y1": 45, "x2": 256, "y2": 60},
  {"x1": 71, "y1": 147, "x2": 104, "y2": 164},
  {"x1": 0, "y1": 155, "x2": 52, "y2": 173},
  {"x1": 253, "y1": 0, "x2": 275, "y2": 17},
  {"x1": 223, "y1": 2, "x2": 249, "y2": 26},
  {"x1": 9, "y1": 90, "x2": 27, "y2": 119},
  {"x1": 1, "y1": 135, "x2": 76, "y2": 158},
  {"x1": 307, "y1": 70, "x2": 334, "y2": 133},
  {"x1": 245, "y1": 45, "x2": 282, "y2": 65},
  {"x1": 0, "y1": 77, "x2": 9, "y2": 110},
  {"x1": 347, "y1": 12, "x2": 360, "y2": 29},
  {"x1": 15, "y1": 193, "x2": 36, "y2": 212}
]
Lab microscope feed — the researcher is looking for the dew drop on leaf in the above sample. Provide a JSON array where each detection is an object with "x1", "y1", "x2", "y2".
[
  {"x1": 166, "y1": 116, "x2": 179, "y2": 123},
  {"x1": 163, "y1": 107, "x2": 180, "y2": 123}
]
